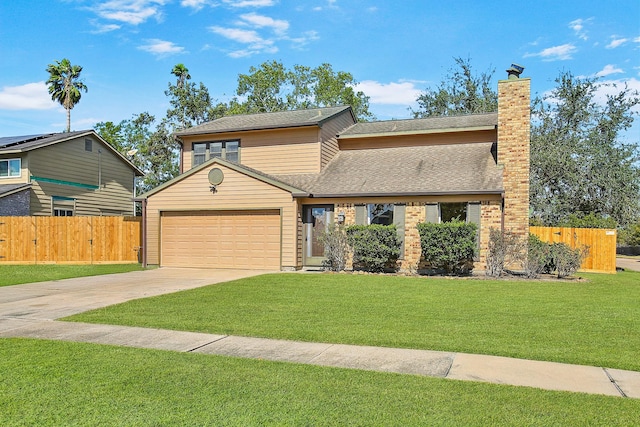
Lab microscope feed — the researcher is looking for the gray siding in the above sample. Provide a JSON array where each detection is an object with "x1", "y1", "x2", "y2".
[{"x1": 27, "y1": 136, "x2": 136, "y2": 216}]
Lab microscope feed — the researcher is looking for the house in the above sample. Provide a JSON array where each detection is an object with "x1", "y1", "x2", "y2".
[
  {"x1": 0, "y1": 130, "x2": 143, "y2": 216},
  {"x1": 139, "y1": 73, "x2": 530, "y2": 271}
]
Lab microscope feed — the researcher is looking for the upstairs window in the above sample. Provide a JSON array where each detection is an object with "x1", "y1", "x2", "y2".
[
  {"x1": 0, "y1": 158, "x2": 21, "y2": 178},
  {"x1": 192, "y1": 140, "x2": 240, "y2": 167}
]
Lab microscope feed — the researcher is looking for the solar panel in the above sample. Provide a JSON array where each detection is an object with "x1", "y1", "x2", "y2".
[{"x1": 0, "y1": 134, "x2": 49, "y2": 148}]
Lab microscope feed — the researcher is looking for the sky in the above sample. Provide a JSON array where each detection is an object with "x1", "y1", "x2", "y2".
[{"x1": 0, "y1": 0, "x2": 639, "y2": 138}]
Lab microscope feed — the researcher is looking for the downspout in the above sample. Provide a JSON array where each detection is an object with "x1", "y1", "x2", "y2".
[{"x1": 141, "y1": 198, "x2": 148, "y2": 268}]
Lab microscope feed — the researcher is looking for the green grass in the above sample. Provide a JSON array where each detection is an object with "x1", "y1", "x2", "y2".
[
  {"x1": 1, "y1": 338, "x2": 638, "y2": 426},
  {"x1": 0, "y1": 264, "x2": 145, "y2": 287},
  {"x1": 67, "y1": 271, "x2": 640, "y2": 371}
]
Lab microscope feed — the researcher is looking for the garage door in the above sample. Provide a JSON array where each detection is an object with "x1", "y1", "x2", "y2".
[{"x1": 160, "y1": 210, "x2": 281, "y2": 269}]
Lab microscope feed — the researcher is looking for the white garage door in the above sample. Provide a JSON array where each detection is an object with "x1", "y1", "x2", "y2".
[{"x1": 160, "y1": 210, "x2": 281, "y2": 269}]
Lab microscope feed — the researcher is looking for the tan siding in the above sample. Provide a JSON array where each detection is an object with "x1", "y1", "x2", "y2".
[
  {"x1": 320, "y1": 110, "x2": 355, "y2": 168},
  {"x1": 0, "y1": 153, "x2": 29, "y2": 184},
  {"x1": 180, "y1": 127, "x2": 322, "y2": 174},
  {"x1": 27, "y1": 136, "x2": 136, "y2": 216},
  {"x1": 146, "y1": 164, "x2": 298, "y2": 269},
  {"x1": 338, "y1": 129, "x2": 497, "y2": 150}
]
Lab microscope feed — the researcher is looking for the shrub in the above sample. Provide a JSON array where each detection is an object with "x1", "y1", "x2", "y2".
[
  {"x1": 317, "y1": 224, "x2": 350, "y2": 272},
  {"x1": 524, "y1": 234, "x2": 554, "y2": 278},
  {"x1": 486, "y1": 228, "x2": 524, "y2": 277},
  {"x1": 551, "y1": 242, "x2": 589, "y2": 278},
  {"x1": 417, "y1": 221, "x2": 477, "y2": 275},
  {"x1": 345, "y1": 225, "x2": 401, "y2": 273},
  {"x1": 558, "y1": 212, "x2": 618, "y2": 229}
]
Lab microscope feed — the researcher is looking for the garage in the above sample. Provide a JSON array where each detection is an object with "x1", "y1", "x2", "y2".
[{"x1": 160, "y1": 210, "x2": 281, "y2": 270}]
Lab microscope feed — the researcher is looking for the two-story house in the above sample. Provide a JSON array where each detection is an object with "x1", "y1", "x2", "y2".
[
  {"x1": 139, "y1": 75, "x2": 530, "y2": 271},
  {"x1": 0, "y1": 130, "x2": 143, "y2": 216}
]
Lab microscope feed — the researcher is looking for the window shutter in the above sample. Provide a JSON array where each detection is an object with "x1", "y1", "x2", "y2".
[
  {"x1": 425, "y1": 203, "x2": 439, "y2": 223},
  {"x1": 467, "y1": 202, "x2": 481, "y2": 257},
  {"x1": 355, "y1": 205, "x2": 366, "y2": 225},
  {"x1": 393, "y1": 204, "x2": 406, "y2": 259},
  {"x1": 467, "y1": 202, "x2": 481, "y2": 226}
]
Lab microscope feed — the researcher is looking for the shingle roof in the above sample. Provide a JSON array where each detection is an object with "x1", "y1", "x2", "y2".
[
  {"x1": 274, "y1": 142, "x2": 502, "y2": 197},
  {"x1": 176, "y1": 106, "x2": 354, "y2": 136},
  {"x1": 0, "y1": 131, "x2": 89, "y2": 152},
  {"x1": 0, "y1": 183, "x2": 31, "y2": 198},
  {"x1": 339, "y1": 113, "x2": 498, "y2": 138}
]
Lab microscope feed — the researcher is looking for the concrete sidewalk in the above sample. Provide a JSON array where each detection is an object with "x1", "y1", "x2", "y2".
[{"x1": 1, "y1": 268, "x2": 639, "y2": 399}]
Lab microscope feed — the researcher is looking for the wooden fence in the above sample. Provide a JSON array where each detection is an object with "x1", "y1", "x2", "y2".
[
  {"x1": 530, "y1": 226, "x2": 617, "y2": 274},
  {"x1": 0, "y1": 216, "x2": 141, "y2": 264}
]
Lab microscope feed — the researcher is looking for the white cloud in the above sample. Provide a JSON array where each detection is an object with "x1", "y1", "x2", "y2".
[
  {"x1": 181, "y1": 0, "x2": 209, "y2": 10},
  {"x1": 594, "y1": 78, "x2": 640, "y2": 112},
  {"x1": 92, "y1": 0, "x2": 167, "y2": 25},
  {"x1": 354, "y1": 80, "x2": 422, "y2": 105},
  {"x1": 239, "y1": 13, "x2": 289, "y2": 35},
  {"x1": 606, "y1": 36, "x2": 628, "y2": 49},
  {"x1": 223, "y1": 0, "x2": 275, "y2": 7},
  {"x1": 0, "y1": 82, "x2": 57, "y2": 111},
  {"x1": 595, "y1": 64, "x2": 624, "y2": 78},
  {"x1": 209, "y1": 26, "x2": 277, "y2": 56},
  {"x1": 90, "y1": 22, "x2": 122, "y2": 33},
  {"x1": 569, "y1": 18, "x2": 592, "y2": 41},
  {"x1": 138, "y1": 39, "x2": 186, "y2": 56},
  {"x1": 524, "y1": 43, "x2": 576, "y2": 61}
]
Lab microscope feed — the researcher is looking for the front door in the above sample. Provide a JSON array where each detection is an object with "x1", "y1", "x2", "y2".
[{"x1": 303, "y1": 205, "x2": 333, "y2": 267}]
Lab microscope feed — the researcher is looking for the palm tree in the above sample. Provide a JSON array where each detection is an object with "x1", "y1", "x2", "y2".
[
  {"x1": 46, "y1": 58, "x2": 88, "y2": 132},
  {"x1": 171, "y1": 63, "x2": 191, "y2": 89}
]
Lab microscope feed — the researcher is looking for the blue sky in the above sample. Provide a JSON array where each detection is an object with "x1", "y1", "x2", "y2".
[{"x1": 0, "y1": 0, "x2": 638, "y2": 137}]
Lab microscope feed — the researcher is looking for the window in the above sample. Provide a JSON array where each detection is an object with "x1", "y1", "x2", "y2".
[
  {"x1": 440, "y1": 202, "x2": 467, "y2": 222},
  {"x1": 0, "y1": 158, "x2": 21, "y2": 178},
  {"x1": 85, "y1": 138, "x2": 93, "y2": 151},
  {"x1": 367, "y1": 203, "x2": 394, "y2": 225},
  {"x1": 192, "y1": 140, "x2": 240, "y2": 167},
  {"x1": 53, "y1": 209, "x2": 74, "y2": 216}
]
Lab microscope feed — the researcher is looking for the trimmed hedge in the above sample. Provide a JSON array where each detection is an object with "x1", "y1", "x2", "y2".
[
  {"x1": 345, "y1": 225, "x2": 401, "y2": 272},
  {"x1": 417, "y1": 221, "x2": 478, "y2": 275}
]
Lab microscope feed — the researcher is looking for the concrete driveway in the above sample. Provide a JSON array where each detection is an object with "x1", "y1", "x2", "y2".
[
  {"x1": 616, "y1": 257, "x2": 640, "y2": 272},
  {"x1": 0, "y1": 268, "x2": 271, "y2": 324}
]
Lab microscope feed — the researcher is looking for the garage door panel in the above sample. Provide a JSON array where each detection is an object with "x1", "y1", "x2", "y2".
[{"x1": 161, "y1": 210, "x2": 280, "y2": 270}]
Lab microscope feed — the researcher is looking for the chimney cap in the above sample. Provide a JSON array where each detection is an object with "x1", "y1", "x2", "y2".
[{"x1": 507, "y1": 63, "x2": 525, "y2": 79}]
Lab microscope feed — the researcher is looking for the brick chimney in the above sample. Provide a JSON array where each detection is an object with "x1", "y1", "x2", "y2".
[{"x1": 497, "y1": 67, "x2": 530, "y2": 238}]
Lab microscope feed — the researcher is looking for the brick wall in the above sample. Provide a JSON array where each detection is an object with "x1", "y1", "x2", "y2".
[
  {"x1": 498, "y1": 78, "x2": 530, "y2": 239},
  {"x1": 0, "y1": 190, "x2": 30, "y2": 216}
]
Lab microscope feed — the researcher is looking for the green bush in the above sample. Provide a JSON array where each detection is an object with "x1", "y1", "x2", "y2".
[
  {"x1": 486, "y1": 228, "x2": 525, "y2": 277},
  {"x1": 345, "y1": 225, "x2": 401, "y2": 273},
  {"x1": 317, "y1": 224, "x2": 350, "y2": 272},
  {"x1": 525, "y1": 234, "x2": 554, "y2": 278},
  {"x1": 417, "y1": 221, "x2": 477, "y2": 275},
  {"x1": 551, "y1": 242, "x2": 588, "y2": 278},
  {"x1": 558, "y1": 213, "x2": 618, "y2": 229}
]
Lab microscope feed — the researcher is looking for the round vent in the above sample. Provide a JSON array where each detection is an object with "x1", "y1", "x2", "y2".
[{"x1": 208, "y1": 168, "x2": 224, "y2": 186}]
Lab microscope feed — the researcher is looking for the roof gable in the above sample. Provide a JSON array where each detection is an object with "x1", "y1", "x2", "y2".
[
  {"x1": 140, "y1": 156, "x2": 308, "y2": 198},
  {"x1": 0, "y1": 130, "x2": 144, "y2": 176}
]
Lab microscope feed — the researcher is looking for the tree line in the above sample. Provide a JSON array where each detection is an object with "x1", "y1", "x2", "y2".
[{"x1": 46, "y1": 57, "x2": 640, "y2": 233}]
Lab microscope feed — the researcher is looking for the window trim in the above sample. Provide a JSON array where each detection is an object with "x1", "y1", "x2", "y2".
[
  {"x1": 192, "y1": 139, "x2": 240, "y2": 167},
  {"x1": 0, "y1": 158, "x2": 21, "y2": 178}
]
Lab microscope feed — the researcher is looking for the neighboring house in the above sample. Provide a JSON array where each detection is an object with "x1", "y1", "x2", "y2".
[
  {"x1": 140, "y1": 74, "x2": 530, "y2": 271},
  {"x1": 0, "y1": 130, "x2": 143, "y2": 216}
]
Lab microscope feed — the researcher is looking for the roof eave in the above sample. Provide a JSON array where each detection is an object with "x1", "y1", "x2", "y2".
[
  {"x1": 338, "y1": 125, "x2": 497, "y2": 140},
  {"x1": 302, "y1": 190, "x2": 504, "y2": 198}
]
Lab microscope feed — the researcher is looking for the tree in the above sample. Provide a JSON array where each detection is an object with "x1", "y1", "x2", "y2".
[
  {"x1": 46, "y1": 58, "x2": 88, "y2": 132},
  {"x1": 530, "y1": 71, "x2": 640, "y2": 227},
  {"x1": 230, "y1": 61, "x2": 373, "y2": 121},
  {"x1": 412, "y1": 57, "x2": 497, "y2": 118},
  {"x1": 171, "y1": 63, "x2": 191, "y2": 89}
]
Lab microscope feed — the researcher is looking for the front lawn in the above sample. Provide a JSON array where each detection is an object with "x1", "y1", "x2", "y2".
[
  {"x1": 0, "y1": 264, "x2": 144, "y2": 287},
  {"x1": 1, "y1": 338, "x2": 638, "y2": 426},
  {"x1": 67, "y1": 271, "x2": 640, "y2": 371}
]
